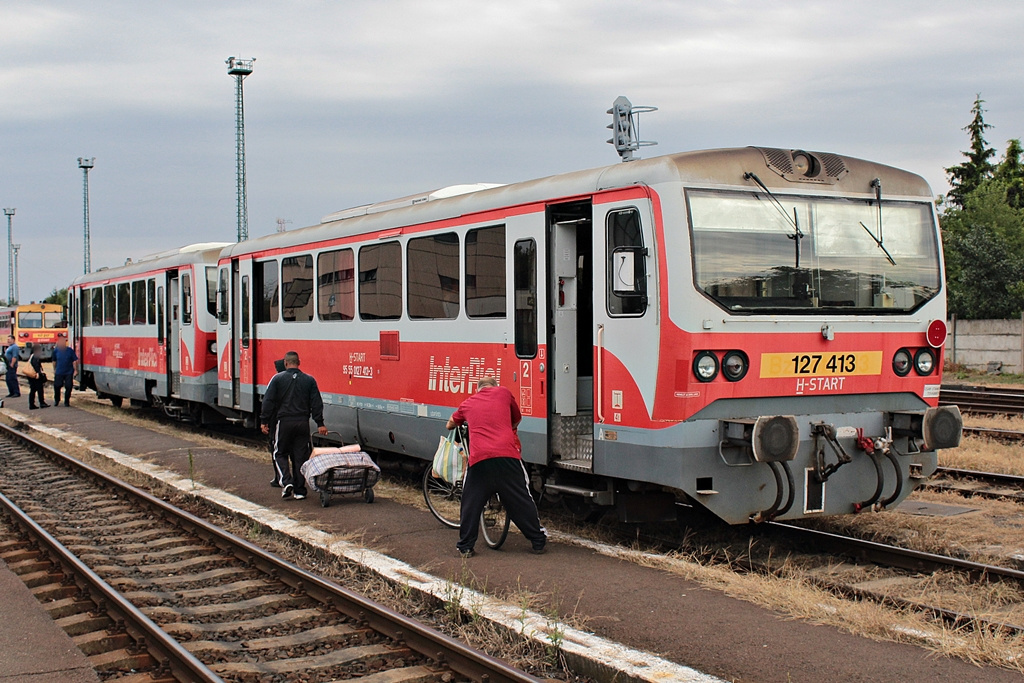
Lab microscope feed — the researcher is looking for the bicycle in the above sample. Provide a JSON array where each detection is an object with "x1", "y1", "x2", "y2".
[{"x1": 423, "y1": 426, "x2": 510, "y2": 549}]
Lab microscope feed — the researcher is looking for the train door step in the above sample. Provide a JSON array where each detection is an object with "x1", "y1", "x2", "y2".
[
  {"x1": 553, "y1": 457, "x2": 593, "y2": 472},
  {"x1": 544, "y1": 482, "x2": 614, "y2": 506}
]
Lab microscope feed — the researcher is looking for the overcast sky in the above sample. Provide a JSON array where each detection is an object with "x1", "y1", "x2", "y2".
[{"x1": 2, "y1": 1, "x2": 1023, "y2": 303}]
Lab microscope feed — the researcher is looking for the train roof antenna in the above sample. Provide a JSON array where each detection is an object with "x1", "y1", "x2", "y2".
[{"x1": 606, "y1": 96, "x2": 657, "y2": 162}]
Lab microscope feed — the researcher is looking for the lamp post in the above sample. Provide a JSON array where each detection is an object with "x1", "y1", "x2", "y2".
[
  {"x1": 226, "y1": 56, "x2": 255, "y2": 242},
  {"x1": 12, "y1": 244, "x2": 20, "y2": 305},
  {"x1": 3, "y1": 208, "x2": 14, "y2": 304},
  {"x1": 78, "y1": 157, "x2": 94, "y2": 274}
]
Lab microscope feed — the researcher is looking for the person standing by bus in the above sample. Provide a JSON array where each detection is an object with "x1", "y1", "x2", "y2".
[
  {"x1": 259, "y1": 351, "x2": 328, "y2": 500},
  {"x1": 51, "y1": 338, "x2": 78, "y2": 406},
  {"x1": 4, "y1": 335, "x2": 20, "y2": 398},
  {"x1": 446, "y1": 376, "x2": 547, "y2": 557},
  {"x1": 27, "y1": 346, "x2": 48, "y2": 409}
]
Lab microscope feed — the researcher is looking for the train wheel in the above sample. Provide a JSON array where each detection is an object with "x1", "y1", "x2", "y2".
[
  {"x1": 561, "y1": 495, "x2": 605, "y2": 523},
  {"x1": 110, "y1": 396, "x2": 123, "y2": 408}
]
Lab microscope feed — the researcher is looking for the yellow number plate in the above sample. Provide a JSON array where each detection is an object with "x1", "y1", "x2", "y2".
[{"x1": 760, "y1": 351, "x2": 882, "y2": 378}]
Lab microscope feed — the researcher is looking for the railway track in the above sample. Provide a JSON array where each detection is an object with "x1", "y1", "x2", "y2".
[
  {"x1": 940, "y1": 385, "x2": 1024, "y2": 415},
  {"x1": 0, "y1": 422, "x2": 539, "y2": 683}
]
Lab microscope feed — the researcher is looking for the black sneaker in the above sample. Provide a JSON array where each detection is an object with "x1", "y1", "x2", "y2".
[
  {"x1": 270, "y1": 480, "x2": 281, "y2": 488},
  {"x1": 29, "y1": 405, "x2": 37, "y2": 410},
  {"x1": 282, "y1": 484, "x2": 293, "y2": 499},
  {"x1": 458, "y1": 548, "x2": 475, "y2": 558},
  {"x1": 39, "y1": 403, "x2": 50, "y2": 409},
  {"x1": 530, "y1": 546, "x2": 547, "y2": 555},
  {"x1": 293, "y1": 493, "x2": 306, "y2": 500}
]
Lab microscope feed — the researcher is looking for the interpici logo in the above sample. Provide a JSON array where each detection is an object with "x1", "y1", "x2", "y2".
[{"x1": 428, "y1": 356, "x2": 502, "y2": 394}]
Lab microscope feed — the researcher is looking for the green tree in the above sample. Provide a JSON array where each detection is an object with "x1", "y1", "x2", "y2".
[
  {"x1": 994, "y1": 138, "x2": 1024, "y2": 208},
  {"x1": 43, "y1": 287, "x2": 67, "y2": 307},
  {"x1": 945, "y1": 95, "x2": 996, "y2": 209}
]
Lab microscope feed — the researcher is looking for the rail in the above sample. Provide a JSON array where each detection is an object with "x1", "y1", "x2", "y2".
[{"x1": 0, "y1": 422, "x2": 540, "y2": 683}]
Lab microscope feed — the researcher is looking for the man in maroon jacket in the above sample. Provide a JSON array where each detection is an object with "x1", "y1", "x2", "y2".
[{"x1": 446, "y1": 376, "x2": 547, "y2": 557}]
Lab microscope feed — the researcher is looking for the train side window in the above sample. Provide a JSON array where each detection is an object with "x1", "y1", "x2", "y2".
[
  {"x1": 466, "y1": 226, "x2": 506, "y2": 318},
  {"x1": 157, "y1": 287, "x2": 165, "y2": 343},
  {"x1": 281, "y1": 254, "x2": 314, "y2": 322},
  {"x1": 92, "y1": 288, "x2": 104, "y2": 326},
  {"x1": 317, "y1": 248, "x2": 354, "y2": 321},
  {"x1": 256, "y1": 260, "x2": 279, "y2": 324},
  {"x1": 181, "y1": 273, "x2": 193, "y2": 326},
  {"x1": 606, "y1": 208, "x2": 648, "y2": 316},
  {"x1": 104, "y1": 285, "x2": 116, "y2": 325},
  {"x1": 408, "y1": 232, "x2": 459, "y2": 320},
  {"x1": 117, "y1": 283, "x2": 131, "y2": 325},
  {"x1": 205, "y1": 267, "x2": 217, "y2": 317},
  {"x1": 513, "y1": 238, "x2": 538, "y2": 358},
  {"x1": 80, "y1": 289, "x2": 91, "y2": 327},
  {"x1": 217, "y1": 268, "x2": 229, "y2": 324},
  {"x1": 241, "y1": 275, "x2": 251, "y2": 348},
  {"x1": 147, "y1": 279, "x2": 156, "y2": 325},
  {"x1": 359, "y1": 242, "x2": 402, "y2": 320},
  {"x1": 131, "y1": 281, "x2": 146, "y2": 324}
]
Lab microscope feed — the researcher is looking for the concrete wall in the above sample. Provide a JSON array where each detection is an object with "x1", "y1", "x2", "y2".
[{"x1": 948, "y1": 317, "x2": 1024, "y2": 374}]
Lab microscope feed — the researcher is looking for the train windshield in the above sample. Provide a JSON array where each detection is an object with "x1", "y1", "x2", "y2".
[
  {"x1": 688, "y1": 189, "x2": 941, "y2": 313},
  {"x1": 17, "y1": 311, "x2": 42, "y2": 328},
  {"x1": 44, "y1": 312, "x2": 65, "y2": 328}
]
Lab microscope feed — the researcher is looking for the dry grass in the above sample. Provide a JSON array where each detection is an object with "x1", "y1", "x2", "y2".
[{"x1": 940, "y1": 432, "x2": 1024, "y2": 476}]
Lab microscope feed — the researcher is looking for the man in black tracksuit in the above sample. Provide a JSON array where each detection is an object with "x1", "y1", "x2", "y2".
[{"x1": 260, "y1": 351, "x2": 328, "y2": 500}]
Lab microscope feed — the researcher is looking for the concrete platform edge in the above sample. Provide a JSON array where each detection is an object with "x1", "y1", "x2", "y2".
[{"x1": 11, "y1": 413, "x2": 723, "y2": 683}]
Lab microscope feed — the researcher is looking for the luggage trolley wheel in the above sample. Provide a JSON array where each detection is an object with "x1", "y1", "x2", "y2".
[
  {"x1": 364, "y1": 488, "x2": 374, "y2": 503},
  {"x1": 320, "y1": 490, "x2": 331, "y2": 508}
]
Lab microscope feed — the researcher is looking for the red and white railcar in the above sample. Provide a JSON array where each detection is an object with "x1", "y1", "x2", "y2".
[
  {"x1": 69, "y1": 243, "x2": 228, "y2": 417},
  {"x1": 211, "y1": 147, "x2": 961, "y2": 524}
]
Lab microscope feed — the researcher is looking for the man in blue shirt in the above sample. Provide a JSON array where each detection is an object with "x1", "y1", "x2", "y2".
[
  {"x1": 52, "y1": 338, "x2": 78, "y2": 406},
  {"x1": 4, "y1": 335, "x2": 20, "y2": 398}
]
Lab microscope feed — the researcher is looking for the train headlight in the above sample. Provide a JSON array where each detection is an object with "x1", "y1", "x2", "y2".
[
  {"x1": 722, "y1": 351, "x2": 748, "y2": 382},
  {"x1": 208, "y1": 341, "x2": 217, "y2": 355},
  {"x1": 914, "y1": 348, "x2": 935, "y2": 375},
  {"x1": 693, "y1": 351, "x2": 719, "y2": 382},
  {"x1": 892, "y1": 348, "x2": 912, "y2": 377}
]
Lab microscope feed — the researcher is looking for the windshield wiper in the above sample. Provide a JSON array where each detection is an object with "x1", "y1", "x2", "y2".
[
  {"x1": 860, "y1": 178, "x2": 895, "y2": 266},
  {"x1": 744, "y1": 171, "x2": 804, "y2": 268}
]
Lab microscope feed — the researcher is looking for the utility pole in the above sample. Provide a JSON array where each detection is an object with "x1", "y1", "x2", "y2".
[
  {"x1": 12, "y1": 244, "x2": 20, "y2": 305},
  {"x1": 3, "y1": 208, "x2": 14, "y2": 304},
  {"x1": 275, "y1": 218, "x2": 291, "y2": 233},
  {"x1": 78, "y1": 157, "x2": 95, "y2": 273},
  {"x1": 226, "y1": 56, "x2": 255, "y2": 242}
]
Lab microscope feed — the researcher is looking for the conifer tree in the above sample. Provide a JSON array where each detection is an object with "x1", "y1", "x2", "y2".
[{"x1": 945, "y1": 95, "x2": 996, "y2": 209}]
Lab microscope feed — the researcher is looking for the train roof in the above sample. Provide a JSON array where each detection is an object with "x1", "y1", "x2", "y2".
[
  {"x1": 70, "y1": 242, "x2": 230, "y2": 287},
  {"x1": 220, "y1": 147, "x2": 932, "y2": 259}
]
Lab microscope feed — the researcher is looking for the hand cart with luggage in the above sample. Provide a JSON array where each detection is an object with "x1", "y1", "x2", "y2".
[{"x1": 301, "y1": 435, "x2": 380, "y2": 507}]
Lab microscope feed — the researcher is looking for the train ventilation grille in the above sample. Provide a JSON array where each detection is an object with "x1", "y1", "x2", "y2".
[{"x1": 752, "y1": 147, "x2": 849, "y2": 184}]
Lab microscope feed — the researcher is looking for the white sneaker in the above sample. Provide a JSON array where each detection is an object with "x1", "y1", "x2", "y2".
[
  {"x1": 282, "y1": 484, "x2": 293, "y2": 499},
  {"x1": 293, "y1": 493, "x2": 306, "y2": 500}
]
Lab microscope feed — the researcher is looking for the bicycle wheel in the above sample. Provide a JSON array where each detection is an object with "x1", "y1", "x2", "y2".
[
  {"x1": 480, "y1": 493, "x2": 510, "y2": 549},
  {"x1": 423, "y1": 467, "x2": 462, "y2": 529}
]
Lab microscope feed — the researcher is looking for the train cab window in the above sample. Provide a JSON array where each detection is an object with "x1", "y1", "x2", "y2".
[
  {"x1": 217, "y1": 268, "x2": 229, "y2": 324},
  {"x1": 117, "y1": 283, "x2": 131, "y2": 325},
  {"x1": 513, "y1": 239, "x2": 538, "y2": 358},
  {"x1": 241, "y1": 275, "x2": 251, "y2": 348},
  {"x1": 281, "y1": 254, "x2": 314, "y2": 322},
  {"x1": 256, "y1": 260, "x2": 279, "y2": 324},
  {"x1": 45, "y1": 311, "x2": 64, "y2": 329},
  {"x1": 147, "y1": 279, "x2": 156, "y2": 325},
  {"x1": 181, "y1": 274, "x2": 193, "y2": 326},
  {"x1": 157, "y1": 287, "x2": 165, "y2": 343},
  {"x1": 103, "y1": 285, "x2": 116, "y2": 325},
  {"x1": 205, "y1": 267, "x2": 217, "y2": 317},
  {"x1": 131, "y1": 281, "x2": 147, "y2": 324},
  {"x1": 606, "y1": 208, "x2": 648, "y2": 316},
  {"x1": 92, "y1": 288, "x2": 104, "y2": 326},
  {"x1": 408, "y1": 233, "x2": 459, "y2": 319},
  {"x1": 466, "y1": 226, "x2": 506, "y2": 318},
  {"x1": 317, "y1": 249, "x2": 354, "y2": 321},
  {"x1": 359, "y1": 242, "x2": 402, "y2": 320}
]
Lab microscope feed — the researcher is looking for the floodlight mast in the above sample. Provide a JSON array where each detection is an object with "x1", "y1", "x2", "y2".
[
  {"x1": 12, "y1": 244, "x2": 20, "y2": 305},
  {"x1": 227, "y1": 56, "x2": 255, "y2": 242},
  {"x1": 78, "y1": 157, "x2": 94, "y2": 274},
  {"x1": 3, "y1": 208, "x2": 14, "y2": 303},
  {"x1": 606, "y1": 96, "x2": 658, "y2": 162}
]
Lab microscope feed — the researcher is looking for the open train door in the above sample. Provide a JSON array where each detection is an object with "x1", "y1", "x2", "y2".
[
  {"x1": 545, "y1": 201, "x2": 596, "y2": 473},
  {"x1": 167, "y1": 272, "x2": 180, "y2": 396}
]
